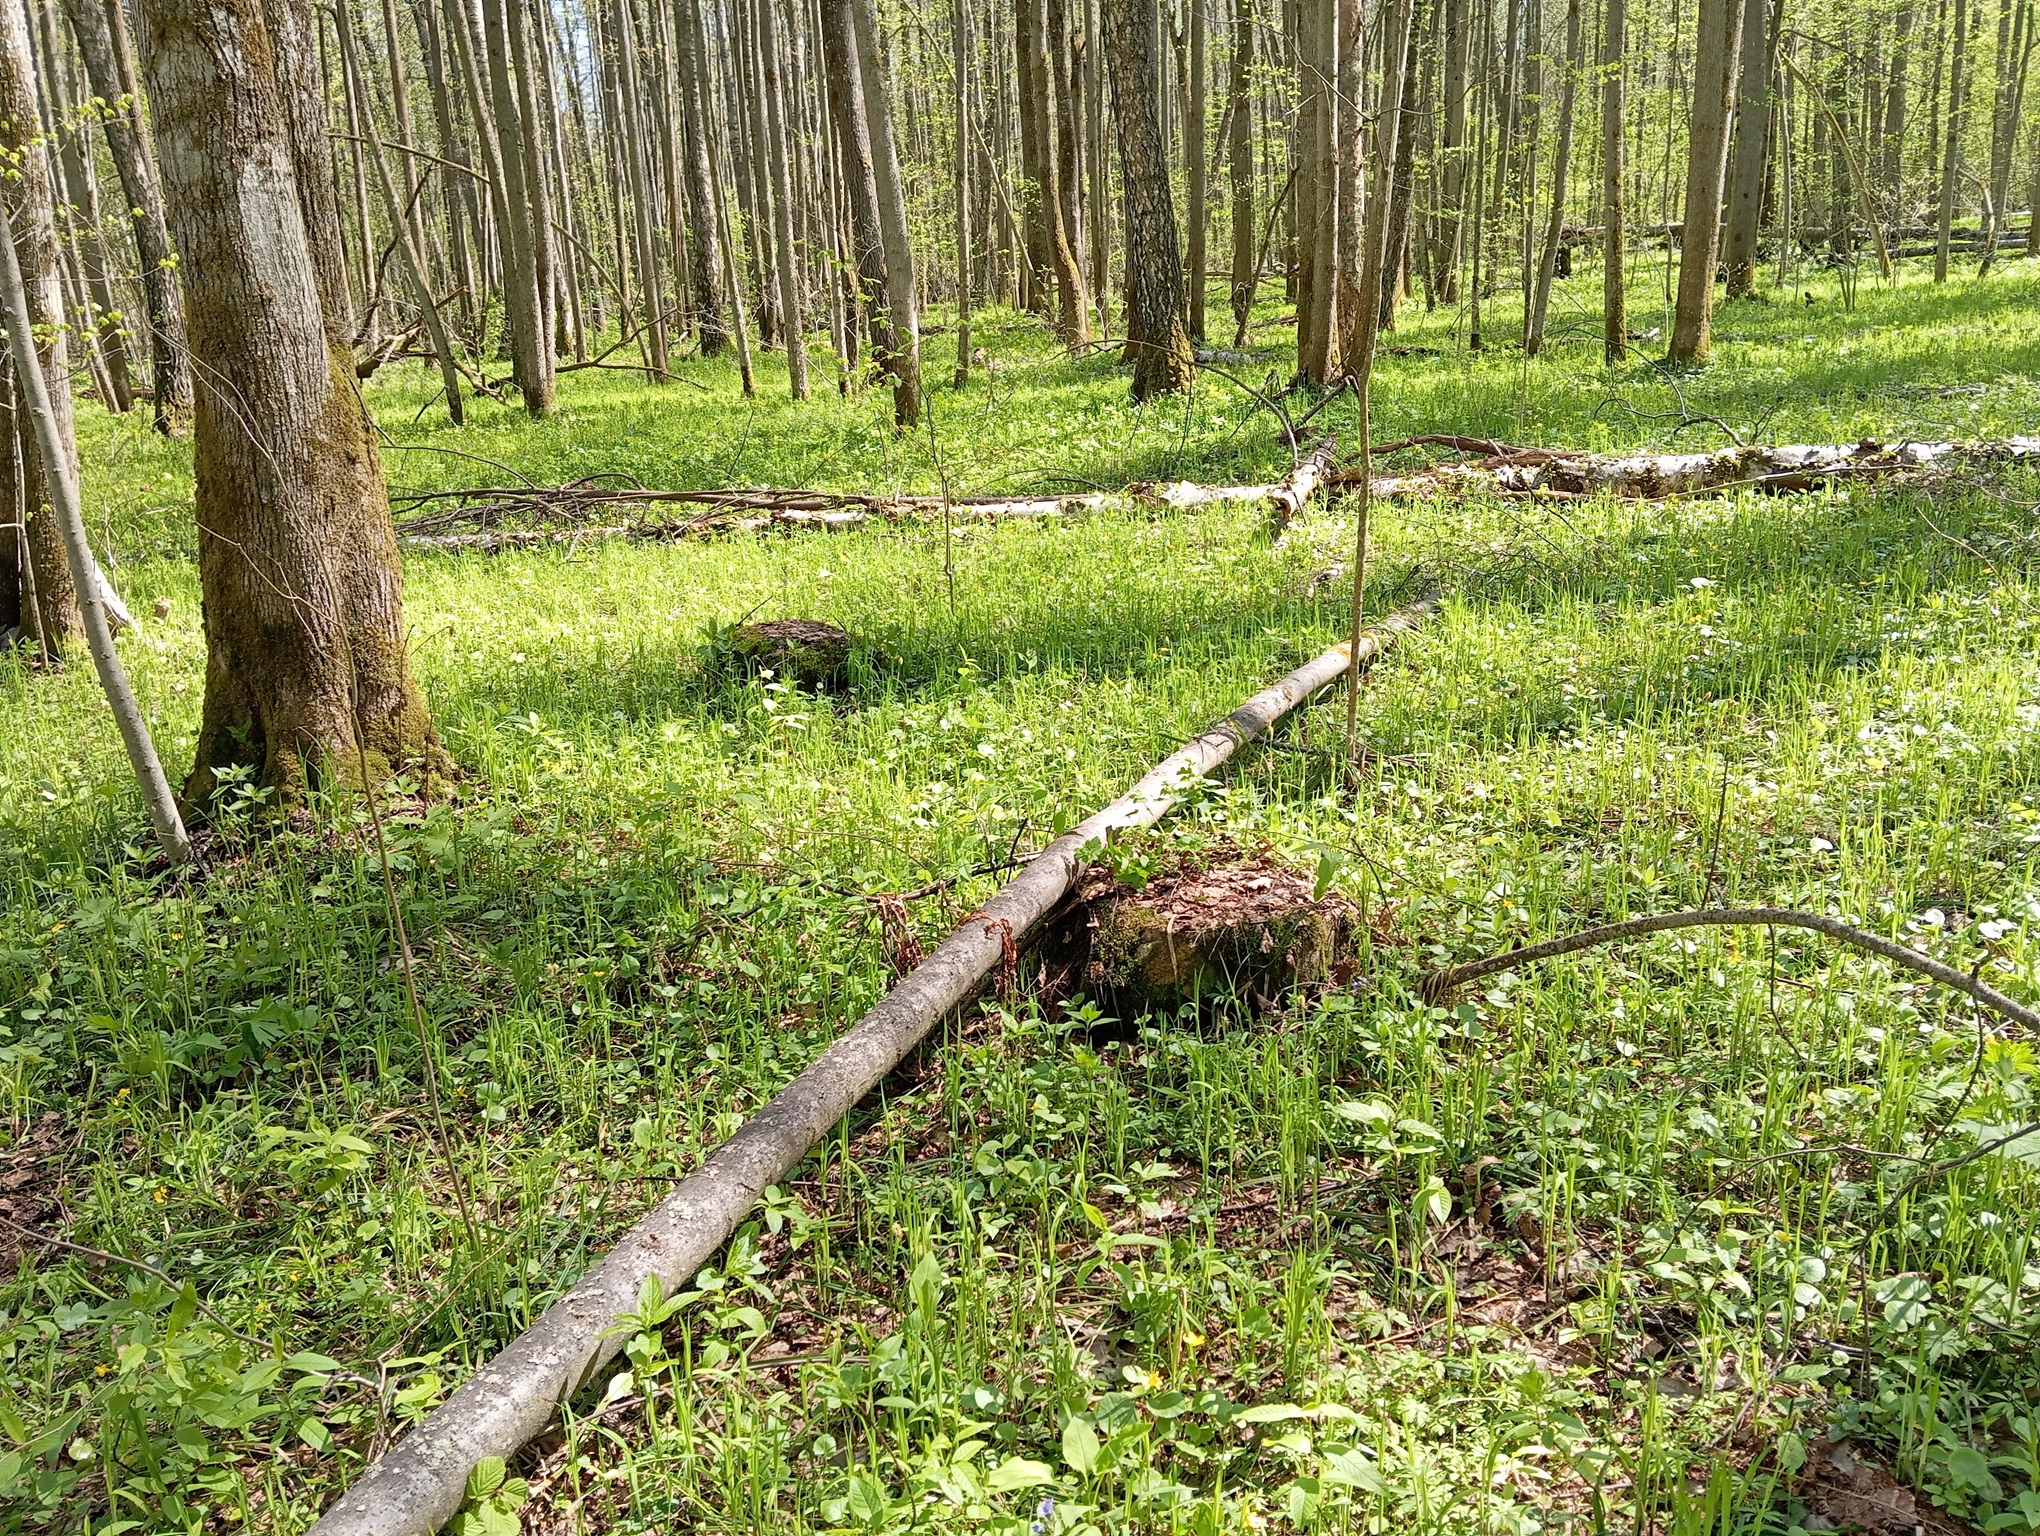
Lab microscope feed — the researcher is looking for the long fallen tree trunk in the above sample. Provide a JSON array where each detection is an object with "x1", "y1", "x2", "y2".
[
  {"x1": 1344, "y1": 435, "x2": 2040, "y2": 501},
  {"x1": 397, "y1": 439, "x2": 1340, "y2": 554},
  {"x1": 306, "y1": 603, "x2": 1431, "y2": 1536}
]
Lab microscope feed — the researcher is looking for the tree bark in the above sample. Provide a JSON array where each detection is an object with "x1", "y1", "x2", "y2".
[
  {"x1": 139, "y1": 0, "x2": 448, "y2": 808},
  {"x1": 849, "y1": 0, "x2": 923, "y2": 424},
  {"x1": 478, "y1": 0, "x2": 554, "y2": 408},
  {"x1": 954, "y1": 0, "x2": 974, "y2": 385},
  {"x1": 1525, "y1": 0, "x2": 1580, "y2": 355},
  {"x1": 0, "y1": 0, "x2": 79, "y2": 650},
  {"x1": 1719, "y1": 0, "x2": 1778, "y2": 297},
  {"x1": 1019, "y1": 0, "x2": 1088, "y2": 343},
  {"x1": 1226, "y1": 0, "x2": 1253, "y2": 333},
  {"x1": 1601, "y1": 0, "x2": 1626, "y2": 363},
  {"x1": 1936, "y1": 0, "x2": 1969, "y2": 280},
  {"x1": 673, "y1": 0, "x2": 727, "y2": 354},
  {"x1": 1668, "y1": 0, "x2": 1745, "y2": 363},
  {"x1": 1103, "y1": 0, "x2": 1194, "y2": 397},
  {"x1": 1185, "y1": 0, "x2": 1206, "y2": 341},
  {"x1": 59, "y1": 0, "x2": 192, "y2": 432},
  {"x1": 1048, "y1": 0, "x2": 1092, "y2": 337},
  {"x1": 756, "y1": 0, "x2": 808, "y2": 398}
]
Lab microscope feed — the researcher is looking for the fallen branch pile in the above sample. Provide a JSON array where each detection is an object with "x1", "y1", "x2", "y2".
[{"x1": 305, "y1": 603, "x2": 1431, "y2": 1536}]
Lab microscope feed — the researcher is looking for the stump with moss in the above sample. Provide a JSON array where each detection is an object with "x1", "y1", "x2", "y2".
[
  {"x1": 1040, "y1": 853, "x2": 1354, "y2": 1017},
  {"x1": 724, "y1": 619, "x2": 857, "y2": 690}
]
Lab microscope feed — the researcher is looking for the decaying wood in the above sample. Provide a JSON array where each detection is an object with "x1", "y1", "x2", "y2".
[
  {"x1": 1338, "y1": 436, "x2": 2040, "y2": 501},
  {"x1": 1421, "y1": 906, "x2": 2040, "y2": 1031},
  {"x1": 304, "y1": 603, "x2": 1432, "y2": 1536},
  {"x1": 1265, "y1": 435, "x2": 1336, "y2": 527},
  {"x1": 395, "y1": 477, "x2": 1295, "y2": 550}
]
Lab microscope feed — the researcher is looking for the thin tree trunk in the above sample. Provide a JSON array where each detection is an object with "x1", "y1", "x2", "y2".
[
  {"x1": 1104, "y1": 0, "x2": 1194, "y2": 396},
  {"x1": 675, "y1": 0, "x2": 728, "y2": 353},
  {"x1": 139, "y1": 0, "x2": 448, "y2": 807},
  {"x1": 1185, "y1": 0, "x2": 1206, "y2": 340},
  {"x1": 1719, "y1": 0, "x2": 1778, "y2": 297},
  {"x1": 955, "y1": 0, "x2": 974, "y2": 385},
  {"x1": 756, "y1": 0, "x2": 808, "y2": 397},
  {"x1": 340, "y1": 0, "x2": 466, "y2": 422},
  {"x1": 1525, "y1": 0, "x2": 1579, "y2": 356},
  {"x1": 1601, "y1": 0, "x2": 1627, "y2": 362},
  {"x1": 1377, "y1": 4, "x2": 1424, "y2": 332},
  {"x1": 1435, "y1": 0, "x2": 1468, "y2": 301},
  {"x1": 1227, "y1": 0, "x2": 1253, "y2": 332},
  {"x1": 59, "y1": 0, "x2": 192, "y2": 431},
  {"x1": 1021, "y1": 0, "x2": 1088, "y2": 343},
  {"x1": 0, "y1": 181, "x2": 187, "y2": 859},
  {"x1": 0, "y1": 0, "x2": 78, "y2": 649},
  {"x1": 1936, "y1": 0, "x2": 1968, "y2": 280},
  {"x1": 479, "y1": 0, "x2": 553, "y2": 408},
  {"x1": 849, "y1": 0, "x2": 923, "y2": 424},
  {"x1": 1668, "y1": 0, "x2": 1746, "y2": 362}
]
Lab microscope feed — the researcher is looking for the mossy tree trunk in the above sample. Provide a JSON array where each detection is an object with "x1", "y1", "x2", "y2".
[{"x1": 139, "y1": 0, "x2": 447, "y2": 810}]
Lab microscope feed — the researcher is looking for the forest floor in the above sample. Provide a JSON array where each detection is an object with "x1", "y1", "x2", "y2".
[{"x1": 4, "y1": 260, "x2": 2040, "y2": 1535}]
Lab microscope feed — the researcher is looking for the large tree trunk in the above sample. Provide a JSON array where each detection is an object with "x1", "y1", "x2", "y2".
[
  {"x1": 1103, "y1": 0, "x2": 1194, "y2": 397},
  {"x1": 58, "y1": 0, "x2": 192, "y2": 432},
  {"x1": 478, "y1": 0, "x2": 554, "y2": 409},
  {"x1": 1019, "y1": 0, "x2": 1088, "y2": 344},
  {"x1": 140, "y1": 0, "x2": 447, "y2": 808},
  {"x1": 1294, "y1": 0, "x2": 1334, "y2": 384},
  {"x1": 1668, "y1": 0, "x2": 1745, "y2": 363},
  {"x1": 1719, "y1": 0, "x2": 1778, "y2": 298},
  {"x1": 1184, "y1": 0, "x2": 1205, "y2": 341}
]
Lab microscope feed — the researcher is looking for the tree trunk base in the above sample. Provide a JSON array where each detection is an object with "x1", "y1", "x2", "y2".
[{"x1": 720, "y1": 618, "x2": 860, "y2": 691}]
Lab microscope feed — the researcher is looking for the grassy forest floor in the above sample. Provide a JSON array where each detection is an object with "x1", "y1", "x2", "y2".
[{"x1": 5, "y1": 261, "x2": 2040, "y2": 1535}]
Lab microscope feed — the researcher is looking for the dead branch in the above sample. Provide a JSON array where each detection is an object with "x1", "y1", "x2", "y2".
[{"x1": 1420, "y1": 906, "x2": 2040, "y2": 1031}]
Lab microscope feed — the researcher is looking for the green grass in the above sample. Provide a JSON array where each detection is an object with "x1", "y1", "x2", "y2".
[{"x1": 5, "y1": 258, "x2": 2040, "y2": 1533}]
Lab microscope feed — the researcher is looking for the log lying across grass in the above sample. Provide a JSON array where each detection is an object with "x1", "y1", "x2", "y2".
[
  {"x1": 1347, "y1": 435, "x2": 2040, "y2": 501},
  {"x1": 396, "y1": 438, "x2": 1340, "y2": 553},
  {"x1": 307, "y1": 603, "x2": 1431, "y2": 1536}
]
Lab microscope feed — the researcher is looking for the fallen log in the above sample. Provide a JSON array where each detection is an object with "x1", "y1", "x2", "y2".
[
  {"x1": 397, "y1": 477, "x2": 1289, "y2": 553},
  {"x1": 1336, "y1": 436, "x2": 2040, "y2": 501},
  {"x1": 305, "y1": 604, "x2": 1433, "y2": 1536},
  {"x1": 1420, "y1": 906, "x2": 2040, "y2": 1031},
  {"x1": 1266, "y1": 435, "x2": 1337, "y2": 528}
]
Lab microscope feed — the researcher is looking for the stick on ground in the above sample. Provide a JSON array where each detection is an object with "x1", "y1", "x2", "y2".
[{"x1": 1421, "y1": 906, "x2": 2040, "y2": 1031}]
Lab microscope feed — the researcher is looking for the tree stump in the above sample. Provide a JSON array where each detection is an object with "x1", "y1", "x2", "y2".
[
  {"x1": 725, "y1": 618, "x2": 857, "y2": 690},
  {"x1": 1039, "y1": 852, "x2": 1353, "y2": 1019}
]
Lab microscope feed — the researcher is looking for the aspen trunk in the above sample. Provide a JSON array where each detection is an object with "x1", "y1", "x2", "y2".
[
  {"x1": 139, "y1": 0, "x2": 448, "y2": 808},
  {"x1": 1668, "y1": 0, "x2": 1745, "y2": 362}
]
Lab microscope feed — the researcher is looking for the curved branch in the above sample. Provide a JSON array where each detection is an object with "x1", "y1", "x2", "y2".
[{"x1": 1420, "y1": 906, "x2": 2040, "y2": 1031}]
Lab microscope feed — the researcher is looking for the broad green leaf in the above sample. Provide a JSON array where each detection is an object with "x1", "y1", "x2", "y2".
[
  {"x1": 1062, "y1": 1414, "x2": 1101, "y2": 1475},
  {"x1": 464, "y1": 1456, "x2": 507, "y2": 1501},
  {"x1": 985, "y1": 1455, "x2": 1055, "y2": 1492}
]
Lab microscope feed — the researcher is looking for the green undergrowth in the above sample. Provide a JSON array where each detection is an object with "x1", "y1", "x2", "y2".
[{"x1": 2, "y1": 259, "x2": 2039, "y2": 1533}]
